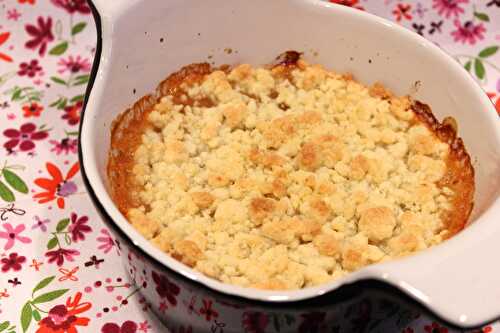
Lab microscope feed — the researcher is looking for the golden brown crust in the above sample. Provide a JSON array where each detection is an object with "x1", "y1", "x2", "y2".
[
  {"x1": 411, "y1": 101, "x2": 474, "y2": 237},
  {"x1": 108, "y1": 52, "x2": 474, "y2": 290},
  {"x1": 358, "y1": 206, "x2": 396, "y2": 242},
  {"x1": 108, "y1": 63, "x2": 213, "y2": 214},
  {"x1": 190, "y1": 192, "x2": 215, "y2": 210}
]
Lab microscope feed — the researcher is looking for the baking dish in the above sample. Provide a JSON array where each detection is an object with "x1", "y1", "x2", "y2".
[{"x1": 79, "y1": 0, "x2": 500, "y2": 331}]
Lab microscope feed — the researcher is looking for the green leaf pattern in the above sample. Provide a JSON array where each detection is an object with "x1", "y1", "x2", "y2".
[
  {"x1": 32, "y1": 289, "x2": 69, "y2": 304},
  {"x1": 71, "y1": 22, "x2": 87, "y2": 36},
  {"x1": 56, "y1": 218, "x2": 70, "y2": 232},
  {"x1": 0, "y1": 165, "x2": 29, "y2": 203},
  {"x1": 49, "y1": 41, "x2": 69, "y2": 56},
  {"x1": 457, "y1": 45, "x2": 499, "y2": 83},
  {"x1": 2, "y1": 169, "x2": 28, "y2": 194},
  {"x1": 16, "y1": 277, "x2": 71, "y2": 332},
  {"x1": 20, "y1": 303, "x2": 31, "y2": 333},
  {"x1": 32, "y1": 276, "x2": 56, "y2": 295}
]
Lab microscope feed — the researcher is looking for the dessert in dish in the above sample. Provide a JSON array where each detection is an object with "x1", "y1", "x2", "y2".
[{"x1": 108, "y1": 52, "x2": 474, "y2": 290}]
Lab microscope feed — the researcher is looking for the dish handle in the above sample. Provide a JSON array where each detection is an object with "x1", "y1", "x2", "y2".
[{"x1": 370, "y1": 200, "x2": 500, "y2": 328}]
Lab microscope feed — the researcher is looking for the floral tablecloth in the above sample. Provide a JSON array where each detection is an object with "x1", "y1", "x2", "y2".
[{"x1": 0, "y1": 0, "x2": 498, "y2": 332}]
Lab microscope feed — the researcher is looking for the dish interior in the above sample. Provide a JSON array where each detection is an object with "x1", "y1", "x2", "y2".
[
  {"x1": 107, "y1": 52, "x2": 474, "y2": 290},
  {"x1": 83, "y1": 0, "x2": 500, "y2": 300}
]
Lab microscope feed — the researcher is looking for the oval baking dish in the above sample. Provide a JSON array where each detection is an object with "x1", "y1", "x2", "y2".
[{"x1": 79, "y1": 0, "x2": 500, "y2": 331}]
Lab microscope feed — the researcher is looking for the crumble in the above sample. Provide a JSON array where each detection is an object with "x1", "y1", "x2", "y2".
[{"x1": 108, "y1": 52, "x2": 474, "y2": 290}]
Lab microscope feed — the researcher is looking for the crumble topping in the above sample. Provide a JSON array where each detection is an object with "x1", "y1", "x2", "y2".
[{"x1": 111, "y1": 56, "x2": 473, "y2": 290}]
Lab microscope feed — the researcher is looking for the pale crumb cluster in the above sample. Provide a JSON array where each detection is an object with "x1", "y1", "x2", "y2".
[{"x1": 128, "y1": 60, "x2": 454, "y2": 290}]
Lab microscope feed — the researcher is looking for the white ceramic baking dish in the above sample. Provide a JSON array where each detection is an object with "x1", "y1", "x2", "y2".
[{"x1": 79, "y1": 0, "x2": 500, "y2": 330}]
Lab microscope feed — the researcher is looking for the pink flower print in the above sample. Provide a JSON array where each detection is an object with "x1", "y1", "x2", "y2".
[
  {"x1": 97, "y1": 228, "x2": 115, "y2": 254},
  {"x1": 69, "y1": 212, "x2": 91, "y2": 242},
  {"x1": 451, "y1": 20, "x2": 486, "y2": 44},
  {"x1": 0, "y1": 223, "x2": 32, "y2": 250},
  {"x1": 25, "y1": 16, "x2": 54, "y2": 56},
  {"x1": 45, "y1": 248, "x2": 80, "y2": 266},
  {"x1": 58, "y1": 55, "x2": 91, "y2": 74},
  {"x1": 50, "y1": 138, "x2": 78, "y2": 155},
  {"x1": 138, "y1": 321, "x2": 151, "y2": 332},
  {"x1": 32, "y1": 215, "x2": 50, "y2": 232},
  {"x1": 18, "y1": 59, "x2": 42, "y2": 77},
  {"x1": 3, "y1": 123, "x2": 48, "y2": 152},
  {"x1": 1, "y1": 252, "x2": 26, "y2": 272},
  {"x1": 7, "y1": 9, "x2": 22, "y2": 21},
  {"x1": 432, "y1": 0, "x2": 468, "y2": 18}
]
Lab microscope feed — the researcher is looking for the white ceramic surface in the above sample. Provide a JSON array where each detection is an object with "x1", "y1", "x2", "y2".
[{"x1": 80, "y1": 0, "x2": 500, "y2": 327}]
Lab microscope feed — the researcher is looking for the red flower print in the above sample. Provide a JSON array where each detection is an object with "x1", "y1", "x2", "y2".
[
  {"x1": 50, "y1": 138, "x2": 78, "y2": 155},
  {"x1": 58, "y1": 55, "x2": 91, "y2": 74},
  {"x1": 392, "y1": 3, "x2": 413, "y2": 22},
  {"x1": 299, "y1": 312, "x2": 326, "y2": 333},
  {"x1": 151, "y1": 271, "x2": 180, "y2": 306},
  {"x1": 487, "y1": 92, "x2": 500, "y2": 115},
  {"x1": 18, "y1": 59, "x2": 43, "y2": 77},
  {"x1": 471, "y1": 326, "x2": 494, "y2": 333},
  {"x1": 432, "y1": 0, "x2": 468, "y2": 18},
  {"x1": 1, "y1": 252, "x2": 26, "y2": 272},
  {"x1": 69, "y1": 212, "x2": 91, "y2": 242},
  {"x1": 25, "y1": 16, "x2": 54, "y2": 56},
  {"x1": 45, "y1": 248, "x2": 80, "y2": 266},
  {"x1": 3, "y1": 123, "x2": 48, "y2": 152},
  {"x1": 18, "y1": 0, "x2": 36, "y2": 4},
  {"x1": 33, "y1": 162, "x2": 80, "y2": 209},
  {"x1": 199, "y1": 299, "x2": 218, "y2": 321},
  {"x1": 451, "y1": 20, "x2": 485, "y2": 44},
  {"x1": 424, "y1": 322, "x2": 449, "y2": 333},
  {"x1": 22, "y1": 102, "x2": 44, "y2": 118},
  {"x1": 0, "y1": 223, "x2": 32, "y2": 250},
  {"x1": 329, "y1": 0, "x2": 364, "y2": 10},
  {"x1": 36, "y1": 291, "x2": 91, "y2": 333},
  {"x1": 62, "y1": 101, "x2": 83, "y2": 126},
  {"x1": 101, "y1": 321, "x2": 138, "y2": 333},
  {"x1": 51, "y1": 0, "x2": 91, "y2": 14},
  {"x1": 242, "y1": 312, "x2": 269, "y2": 333},
  {"x1": 0, "y1": 32, "x2": 13, "y2": 62},
  {"x1": 402, "y1": 328, "x2": 414, "y2": 333}
]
